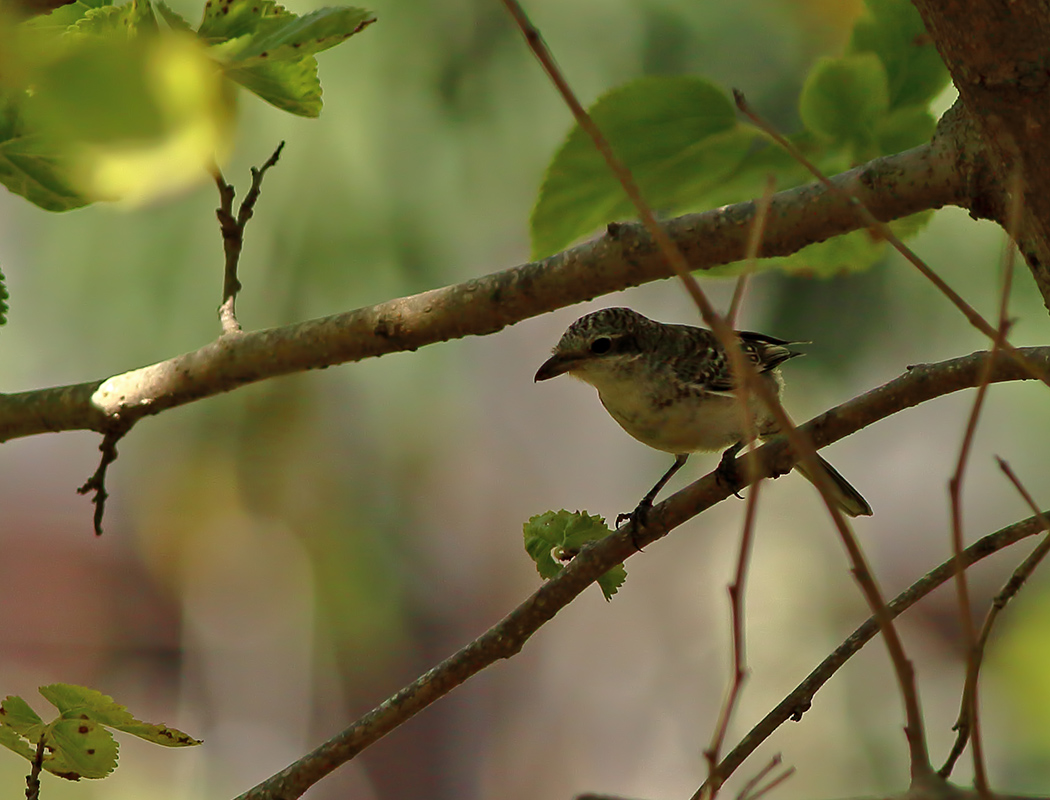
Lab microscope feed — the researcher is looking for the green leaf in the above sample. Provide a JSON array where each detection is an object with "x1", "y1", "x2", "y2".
[
  {"x1": 198, "y1": 0, "x2": 287, "y2": 42},
  {"x1": 0, "y1": 725, "x2": 36, "y2": 761},
  {"x1": 849, "y1": 0, "x2": 949, "y2": 110},
  {"x1": 68, "y1": 0, "x2": 157, "y2": 37},
  {"x1": 799, "y1": 53, "x2": 889, "y2": 147},
  {"x1": 717, "y1": 210, "x2": 932, "y2": 278},
  {"x1": 155, "y1": 1, "x2": 193, "y2": 32},
  {"x1": 39, "y1": 684, "x2": 201, "y2": 747},
  {"x1": 224, "y1": 57, "x2": 322, "y2": 116},
  {"x1": 203, "y1": 2, "x2": 374, "y2": 116},
  {"x1": 21, "y1": 0, "x2": 111, "y2": 32},
  {"x1": 0, "y1": 696, "x2": 45, "y2": 739},
  {"x1": 45, "y1": 718, "x2": 118, "y2": 779},
  {"x1": 531, "y1": 75, "x2": 757, "y2": 258},
  {"x1": 0, "y1": 132, "x2": 91, "y2": 211},
  {"x1": 523, "y1": 510, "x2": 626, "y2": 600},
  {"x1": 875, "y1": 105, "x2": 936, "y2": 153},
  {"x1": 773, "y1": 228, "x2": 885, "y2": 276},
  {"x1": 12, "y1": 32, "x2": 234, "y2": 204},
  {"x1": 210, "y1": 6, "x2": 375, "y2": 62}
]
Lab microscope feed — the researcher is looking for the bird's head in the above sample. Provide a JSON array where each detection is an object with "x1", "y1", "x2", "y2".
[{"x1": 534, "y1": 307, "x2": 652, "y2": 383}]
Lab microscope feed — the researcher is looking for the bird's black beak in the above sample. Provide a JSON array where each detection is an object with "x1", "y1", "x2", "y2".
[{"x1": 534, "y1": 353, "x2": 576, "y2": 382}]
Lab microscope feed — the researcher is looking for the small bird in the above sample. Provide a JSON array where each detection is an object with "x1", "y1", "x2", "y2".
[{"x1": 534, "y1": 307, "x2": 872, "y2": 524}]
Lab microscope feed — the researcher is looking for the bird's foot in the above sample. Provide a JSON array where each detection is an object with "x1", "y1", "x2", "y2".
[
  {"x1": 616, "y1": 499, "x2": 653, "y2": 550},
  {"x1": 716, "y1": 443, "x2": 745, "y2": 499}
]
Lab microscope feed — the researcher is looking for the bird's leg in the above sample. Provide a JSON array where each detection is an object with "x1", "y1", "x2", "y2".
[
  {"x1": 617, "y1": 453, "x2": 689, "y2": 530},
  {"x1": 716, "y1": 441, "x2": 745, "y2": 498}
]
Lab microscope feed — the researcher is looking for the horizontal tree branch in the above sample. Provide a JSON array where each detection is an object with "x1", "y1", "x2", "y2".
[
  {"x1": 234, "y1": 346, "x2": 1050, "y2": 800},
  {"x1": 0, "y1": 138, "x2": 966, "y2": 443}
]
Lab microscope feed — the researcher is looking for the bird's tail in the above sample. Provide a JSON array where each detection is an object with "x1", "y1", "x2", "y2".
[{"x1": 794, "y1": 454, "x2": 873, "y2": 517}]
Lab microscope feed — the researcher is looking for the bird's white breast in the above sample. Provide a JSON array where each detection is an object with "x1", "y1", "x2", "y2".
[{"x1": 574, "y1": 359, "x2": 778, "y2": 454}]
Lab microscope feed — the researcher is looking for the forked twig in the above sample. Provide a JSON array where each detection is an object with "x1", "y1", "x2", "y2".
[
  {"x1": 75, "y1": 423, "x2": 131, "y2": 535},
  {"x1": 941, "y1": 462, "x2": 1050, "y2": 777},
  {"x1": 211, "y1": 142, "x2": 286, "y2": 334},
  {"x1": 703, "y1": 512, "x2": 1049, "y2": 791}
]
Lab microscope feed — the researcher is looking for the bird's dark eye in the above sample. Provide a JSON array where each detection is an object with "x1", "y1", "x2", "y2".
[{"x1": 590, "y1": 336, "x2": 612, "y2": 354}]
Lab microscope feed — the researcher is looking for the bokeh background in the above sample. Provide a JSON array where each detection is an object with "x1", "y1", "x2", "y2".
[{"x1": 3, "y1": 0, "x2": 1050, "y2": 797}]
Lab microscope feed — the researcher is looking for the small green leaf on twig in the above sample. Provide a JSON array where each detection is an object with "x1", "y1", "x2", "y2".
[{"x1": 523, "y1": 510, "x2": 626, "y2": 600}]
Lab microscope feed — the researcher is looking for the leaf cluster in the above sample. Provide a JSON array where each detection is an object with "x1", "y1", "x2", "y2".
[
  {"x1": 0, "y1": 683, "x2": 199, "y2": 781},
  {"x1": 0, "y1": 0, "x2": 373, "y2": 211},
  {"x1": 530, "y1": 0, "x2": 949, "y2": 276}
]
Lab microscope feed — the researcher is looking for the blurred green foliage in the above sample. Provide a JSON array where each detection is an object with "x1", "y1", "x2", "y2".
[{"x1": 531, "y1": 0, "x2": 949, "y2": 275}]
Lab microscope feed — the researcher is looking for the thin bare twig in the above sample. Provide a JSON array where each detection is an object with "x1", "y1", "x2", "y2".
[
  {"x1": 734, "y1": 754, "x2": 783, "y2": 800},
  {"x1": 942, "y1": 170, "x2": 1021, "y2": 792},
  {"x1": 738, "y1": 764, "x2": 795, "y2": 800},
  {"x1": 721, "y1": 92, "x2": 931, "y2": 779},
  {"x1": 704, "y1": 180, "x2": 777, "y2": 795},
  {"x1": 703, "y1": 478, "x2": 762, "y2": 799},
  {"x1": 75, "y1": 424, "x2": 131, "y2": 535},
  {"x1": 24, "y1": 735, "x2": 46, "y2": 800},
  {"x1": 942, "y1": 460, "x2": 1050, "y2": 778},
  {"x1": 727, "y1": 175, "x2": 776, "y2": 328},
  {"x1": 212, "y1": 142, "x2": 286, "y2": 334},
  {"x1": 703, "y1": 511, "x2": 1049, "y2": 792}
]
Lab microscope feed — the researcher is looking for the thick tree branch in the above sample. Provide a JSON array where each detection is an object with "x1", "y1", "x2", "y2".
[
  {"x1": 233, "y1": 347, "x2": 1050, "y2": 800},
  {"x1": 0, "y1": 140, "x2": 966, "y2": 443},
  {"x1": 913, "y1": 0, "x2": 1050, "y2": 311}
]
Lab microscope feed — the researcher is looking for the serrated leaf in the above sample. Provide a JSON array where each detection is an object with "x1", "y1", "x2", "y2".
[
  {"x1": 799, "y1": 54, "x2": 889, "y2": 146},
  {"x1": 155, "y1": 1, "x2": 193, "y2": 32},
  {"x1": 39, "y1": 684, "x2": 201, "y2": 747},
  {"x1": 0, "y1": 696, "x2": 45, "y2": 738},
  {"x1": 69, "y1": 0, "x2": 156, "y2": 37},
  {"x1": 0, "y1": 724, "x2": 36, "y2": 761},
  {"x1": 21, "y1": 0, "x2": 112, "y2": 32},
  {"x1": 212, "y1": 6, "x2": 375, "y2": 62},
  {"x1": 224, "y1": 57, "x2": 321, "y2": 116},
  {"x1": 523, "y1": 510, "x2": 625, "y2": 600},
  {"x1": 531, "y1": 76, "x2": 756, "y2": 258},
  {"x1": 45, "y1": 718, "x2": 118, "y2": 779},
  {"x1": 849, "y1": 0, "x2": 949, "y2": 110},
  {"x1": 596, "y1": 564, "x2": 626, "y2": 600}
]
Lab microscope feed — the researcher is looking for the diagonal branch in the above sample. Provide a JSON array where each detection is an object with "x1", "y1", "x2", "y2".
[{"x1": 232, "y1": 347, "x2": 1050, "y2": 800}]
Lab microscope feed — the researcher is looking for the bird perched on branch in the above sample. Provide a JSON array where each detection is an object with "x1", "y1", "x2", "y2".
[{"x1": 534, "y1": 307, "x2": 872, "y2": 525}]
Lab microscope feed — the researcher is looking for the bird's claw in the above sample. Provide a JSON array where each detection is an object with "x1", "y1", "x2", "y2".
[
  {"x1": 616, "y1": 500, "x2": 652, "y2": 550},
  {"x1": 716, "y1": 445, "x2": 744, "y2": 499}
]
